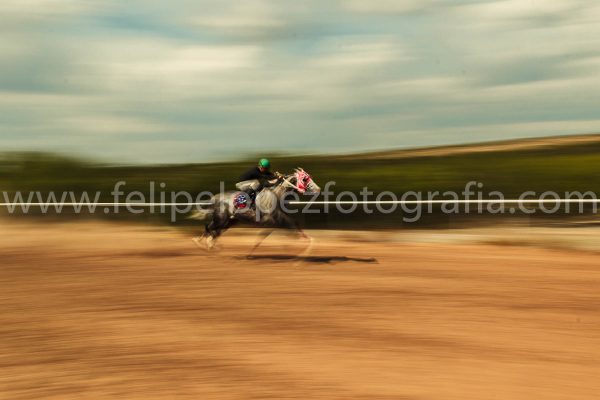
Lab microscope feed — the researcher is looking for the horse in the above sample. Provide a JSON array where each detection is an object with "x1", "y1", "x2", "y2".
[{"x1": 190, "y1": 168, "x2": 321, "y2": 256}]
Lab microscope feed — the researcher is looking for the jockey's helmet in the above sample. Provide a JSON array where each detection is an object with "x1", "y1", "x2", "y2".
[{"x1": 258, "y1": 158, "x2": 270, "y2": 169}]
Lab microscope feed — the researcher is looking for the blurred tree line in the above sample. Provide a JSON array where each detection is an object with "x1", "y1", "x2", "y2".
[{"x1": 1, "y1": 139, "x2": 599, "y2": 229}]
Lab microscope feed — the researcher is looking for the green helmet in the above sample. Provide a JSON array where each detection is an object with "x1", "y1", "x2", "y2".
[{"x1": 258, "y1": 158, "x2": 271, "y2": 169}]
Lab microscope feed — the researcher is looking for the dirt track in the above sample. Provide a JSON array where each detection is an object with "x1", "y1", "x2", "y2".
[{"x1": 1, "y1": 222, "x2": 599, "y2": 399}]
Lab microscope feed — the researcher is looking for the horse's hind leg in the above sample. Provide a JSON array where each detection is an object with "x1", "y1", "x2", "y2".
[
  {"x1": 206, "y1": 221, "x2": 220, "y2": 250},
  {"x1": 193, "y1": 222, "x2": 214, "y2": 250},
  {"x1": 194, "y1": 215, "x2": 229, "y2": 251},
  {"x1": 209, "y1": 211, "x2": 239, "y2": 250}
]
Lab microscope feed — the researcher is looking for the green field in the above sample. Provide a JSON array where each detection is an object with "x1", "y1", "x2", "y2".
[{"x1": 1, "y1": 134, "x2": 599, "y2": 228}]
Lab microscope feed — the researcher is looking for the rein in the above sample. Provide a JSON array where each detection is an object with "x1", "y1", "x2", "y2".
[{"x1": 280, "y1": 175, "x2": 301, "y2": 191}]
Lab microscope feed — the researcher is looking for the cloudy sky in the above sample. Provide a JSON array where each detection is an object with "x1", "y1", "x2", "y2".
[{"x1": 1, "y1": 0, "x2": 599, "y2": 163}]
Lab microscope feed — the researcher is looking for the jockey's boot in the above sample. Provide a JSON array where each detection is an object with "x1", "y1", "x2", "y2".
[{"x1": 247, "y1": 188, "x2": 257, "y2": 209}]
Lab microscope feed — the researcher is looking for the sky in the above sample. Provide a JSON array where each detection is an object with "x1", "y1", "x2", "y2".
[{"x1": 1, "y1": 0, "x2": 600, "y2": 163}]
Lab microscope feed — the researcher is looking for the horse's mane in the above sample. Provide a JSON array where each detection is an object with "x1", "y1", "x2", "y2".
[{"x1": 255, "y1": 168, "x2": 304, "y2": 211}]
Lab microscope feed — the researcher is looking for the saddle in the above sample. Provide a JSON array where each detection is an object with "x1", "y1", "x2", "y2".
[{"x1": 233, "y1": 192, "x2": 250, "y2": 210}]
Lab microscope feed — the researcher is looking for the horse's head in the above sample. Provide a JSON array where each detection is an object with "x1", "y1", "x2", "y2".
[{"x1": 291, "y1": 168, "x2": 320, "y2": 195}]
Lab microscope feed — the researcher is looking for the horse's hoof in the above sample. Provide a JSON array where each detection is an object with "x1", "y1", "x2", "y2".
[
  {"x1": 205, "y1": 236, "x2": 216, "y2": 251},
  {"x1": 193, "y1": 237, "x2": 215, "y2": 252},
  {"x1": 192, "y1": 237, "x2": 205, "y2": 250}
]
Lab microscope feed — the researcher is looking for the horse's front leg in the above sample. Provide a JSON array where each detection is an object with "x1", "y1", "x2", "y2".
[
  {"x1": 279, "y1": 214, "x2": 314, "y2": 264},
  {"x1": 288, "y1": 217, "x2": 312, "y2": 243},
  {"x1": 297, "y1": 232, "x2": 314, "y2": 261},
  {"x1": 297, "y1": 227, "x2": 310, "y2": 240},
  {"x1": 247, "y1": 229, "x2": 273, "y2": 258}
]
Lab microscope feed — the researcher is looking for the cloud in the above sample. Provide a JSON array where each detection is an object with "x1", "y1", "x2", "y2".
[
  {"x1": 1, "y1": 0, "x2": 100, "y2": 16},
  {"x1": 456, "y1": 0, "x2": 579, "y2": 23},
  {"x1": 187, "y1": 1, "x2": 284, "y2": 33},
  {"x1": 1, "y1": 0, "x2": 600, "y2": 163},
  {"x1": 343, "y1": 0, "x2": 432, "y2": 14},
  {"x1": 95, "y1": 40, "x2": 263, "y2": 97}
]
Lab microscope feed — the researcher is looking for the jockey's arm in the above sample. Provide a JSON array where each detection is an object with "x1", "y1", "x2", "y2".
[{"x1": 263, "y1": 172, "x2": 282, "y2": 187}]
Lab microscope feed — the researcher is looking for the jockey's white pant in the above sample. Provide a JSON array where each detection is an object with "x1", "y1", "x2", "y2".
[{"x1": 235, "y1": 180, "x2": 260, "y2": 192}]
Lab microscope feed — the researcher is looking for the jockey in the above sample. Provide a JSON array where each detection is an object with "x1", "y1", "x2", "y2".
[{"x1": 235, "y1": 158, "x2": 280, "y2": 201}]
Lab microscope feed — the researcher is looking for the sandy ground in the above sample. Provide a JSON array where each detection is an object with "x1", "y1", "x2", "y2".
[{"x1": 1, "y1": 221, "x2": 599, "y2": 400}]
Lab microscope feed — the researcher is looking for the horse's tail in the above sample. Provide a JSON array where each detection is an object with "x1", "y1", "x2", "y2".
[{"x1": 187, "y1": 206, "x2": 214, "y2": 221}]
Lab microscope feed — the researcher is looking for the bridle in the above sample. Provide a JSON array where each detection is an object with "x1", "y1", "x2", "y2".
[{"x1": 279, "y1": 168, "x2": 312, "y2": 193}]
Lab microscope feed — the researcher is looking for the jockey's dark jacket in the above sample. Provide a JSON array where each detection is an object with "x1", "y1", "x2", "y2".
[{"x1": 239, "y1": 166, "x2": 276, "y2": 184}]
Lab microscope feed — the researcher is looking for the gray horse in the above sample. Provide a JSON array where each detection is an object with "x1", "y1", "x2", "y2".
[{"x1": 191, "y1": 168, "x2": 321, "y2": 255}]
